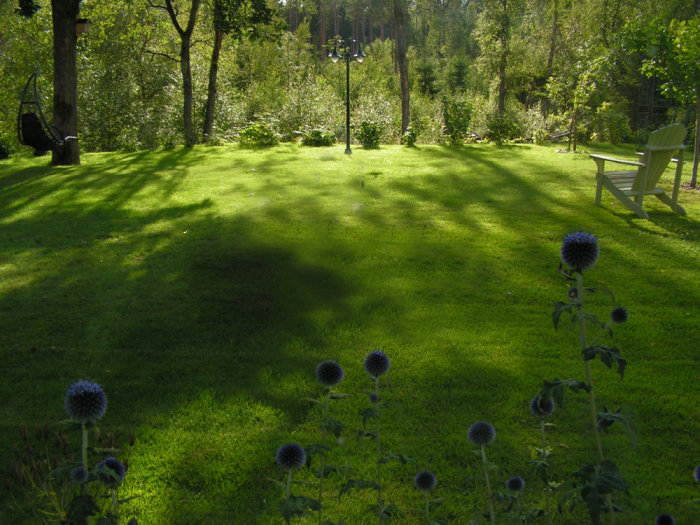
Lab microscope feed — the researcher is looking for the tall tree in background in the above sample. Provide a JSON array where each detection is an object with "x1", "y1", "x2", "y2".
[
  {"x1": 203, "y1": 0, "x2": 273, "y2": 142},
  {"x1": 393, "y1": 0, "x2": 409, "y2": 133},
  {"x1": 17, "y1": 0, "x2": 82, "y2": 164},
  {"x1": 50, "y1": 0, "x2": 81, "y2": 164},
  {"x1": 163, "y1": 0, "x2": 201, "y2": 147}
]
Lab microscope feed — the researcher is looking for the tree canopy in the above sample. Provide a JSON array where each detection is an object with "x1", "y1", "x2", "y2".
[{"x1": 0, "y1": 0, "x2": 697, "y2": 164}]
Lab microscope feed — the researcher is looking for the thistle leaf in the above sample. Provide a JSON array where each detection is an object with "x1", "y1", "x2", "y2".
[
  {"x1": 339, "y1": 479, "x2": 379, "y2": 499},
  {"x1": 582, "y1": 345, "x2": 626, "y2": 379},
  {"x1": 541, "y1": 378, "x2": 589, "y2": 407}
]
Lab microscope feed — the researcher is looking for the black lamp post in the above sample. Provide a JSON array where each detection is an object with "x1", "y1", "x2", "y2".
[{"x1": 329, "y1": 39, "x2": 365, "y2": 154}]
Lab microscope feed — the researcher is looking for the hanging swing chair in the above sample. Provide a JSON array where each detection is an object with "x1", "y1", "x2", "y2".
[{"x1": 17, "y1": 70, "x2": 77, "y2": 152}]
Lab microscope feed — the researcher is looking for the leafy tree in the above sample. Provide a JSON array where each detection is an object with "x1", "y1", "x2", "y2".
[
  {"x1": 15, "y1": 0, "x2": 83, "y2": 164},
  {"x1": 641, "y1": 16, "x2": 700, "y2": 186},
  {"x1": 202, "y1": 0, "x2": 274, "y2": 142}
]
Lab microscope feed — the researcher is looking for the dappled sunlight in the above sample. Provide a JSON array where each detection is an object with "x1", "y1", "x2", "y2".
[{"x1": 1, "y1": 144, "x2": 698, "y2": 522}]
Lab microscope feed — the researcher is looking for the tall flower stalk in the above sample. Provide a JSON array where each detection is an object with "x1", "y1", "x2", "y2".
[
  {"x1": 553, "y1": 232, "x2": 629, "y2": 525},
  {"x1": 314, "y1": 360, "x2": 344, "y2": 525},
  {"x1": 469, "y1": 421, "x2": 496, "y2": 525},
  {"x1": 530, "y1": 394, "x2": 555, "y2": 525},
  {"x1": 364, "y1": 350, "x2": 390, "y2": 523}
]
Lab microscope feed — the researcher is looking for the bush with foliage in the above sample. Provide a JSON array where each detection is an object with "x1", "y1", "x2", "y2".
[
  {"x1": 441, "y1": 96, "x2": 473, "y2": 145},
  {"x1": 301, "y1": 129, "x2": 335, "y2": 147},
  {"x1": 400, "y1": 125, "x2": 418, "y2": 147},
  {"x1": 592, "y1": 102, "x2": 632, "y2": 144},
  {"x1": 355, "y1": 121, "x2": 382, "y2": 149},
  {"x1": 238, "y1": 121, "x2": 279, "y2": 148},
  {"x1": 485, "y1": 111, "x2": 524, "y2": 145}
]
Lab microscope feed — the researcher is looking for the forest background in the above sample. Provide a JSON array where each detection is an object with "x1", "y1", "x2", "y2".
[{"x1": 0, "y1": 0, "x2": 698, "y2": 157}]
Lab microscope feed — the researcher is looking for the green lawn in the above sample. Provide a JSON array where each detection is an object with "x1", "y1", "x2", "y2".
[{"x1": 1, "y1": 143, "x2": 698, "y2": 524}]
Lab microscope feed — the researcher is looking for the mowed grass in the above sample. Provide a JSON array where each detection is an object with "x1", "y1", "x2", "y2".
[{"x1": 0, "y1": 143, "x2": 698, "y2": 524}]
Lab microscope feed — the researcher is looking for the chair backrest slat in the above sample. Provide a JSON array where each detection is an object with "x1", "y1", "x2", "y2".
[{"x1": 634, "y1": 124, "x2": 686, "y2": 192}]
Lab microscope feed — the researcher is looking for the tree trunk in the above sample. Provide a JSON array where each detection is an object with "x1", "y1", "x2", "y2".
[
  {"x1": 543, "y1": 0, "x2": 558, "y2": 118},
  {"x1": 165, "y1": 0, "x2": 201, "y2": 148},
  {"x1": 50, "y1": 0, "x2": 80, "y2": 165},
  {"x1": 203, "y1": 29, "x2": 223, "y2": 142},
  {"x1": 319, "y1": 0, "x2": 326, "y2": 60},
  {"x1": 691, "y1": 93, "x2": 700, "y2": 187},
  {"x1": 393, "y1": 0, "x2": 409, "y2": 133}
]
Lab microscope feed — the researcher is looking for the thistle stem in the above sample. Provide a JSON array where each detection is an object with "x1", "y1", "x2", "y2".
[
  {"x1": 82, "y1": 423, "x2": 93, "y2": 525},
  {"x1": 111, "y1": 489, "x2": 118, "y2": 515},
  {"x1": 424, "y1": 491, "x2": 430, "y2": 524},
  {"x1": 285, "y1": 469, "x2": 293, "y2": 500},
  {"x1": 540, "y1": 419, "x2": 552, "y2": 525},
  {"x1": 577, "y1": 272, "x2": 615, "y2": 525},
  {"x1": 318, "y1": 389, "x2": 331, "y2": 525},
  {"x1": 480, "y1": 446, "x2": 496, "y2": 525},
  {"x1": 375, "y1": 376, "x2": 383, "y2": 523}
]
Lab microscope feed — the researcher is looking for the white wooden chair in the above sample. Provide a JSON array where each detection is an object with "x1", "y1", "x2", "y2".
[{"x1": 591, "y1": 124, "x2": 687, "y2": 219}]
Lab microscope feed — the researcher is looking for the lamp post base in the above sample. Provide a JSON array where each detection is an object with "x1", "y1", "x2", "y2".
[{"x1": 345, "y1": 147, "x2": 352, "y2": 155}]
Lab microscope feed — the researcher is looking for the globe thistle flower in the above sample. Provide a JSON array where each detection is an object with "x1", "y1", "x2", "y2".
[
  {"x1": 64, "y1": 380, "x2": 107, "y2": 424},
  {"x1": 560, "y1": 231, "x2": 599, "y2": 272},
  {"x1": 276, "y1": 443, "x2": 306, "y2": 472},
  {"x1": 529, "y1": 395, "x2": 555, "y2": 418},
  {"x1": 414, "y1": 470, "x2": 437, "y2": 492},
  {"x1": 694, "y1": 465, "x2": 700, "y2": 483},
  {"x1": 468, "y1": 421, "x2": 495, "y2": 447},
  {"x1": 506, "y1": 476, "x2": 525, "y2": 492},
  {"x1": 368, "y1": 393, "x2": 380, "y2": 404},
  {"x1": 610, "y1": 306, "x2": 628, "y2": 324},
  {"x1": 69, "y1": 466, "x2": 88, "y2": 484},
  {"x1": 315, "y1": 360, "x2": 344, "y2": 387},
  {"x1": 364, "y1": 350, "x2": 390, "y2": 378},
  {"x1": 655, "y1": 514, "x2": 676, "y2": 525},
  {"x1": 95, "y1": 457, "x2": 125, "y2": 489}
]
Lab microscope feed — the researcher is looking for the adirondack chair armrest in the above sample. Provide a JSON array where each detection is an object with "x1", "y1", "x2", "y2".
[{"x1": 589, "y1": 154, "x2": 645, "y2": 174}]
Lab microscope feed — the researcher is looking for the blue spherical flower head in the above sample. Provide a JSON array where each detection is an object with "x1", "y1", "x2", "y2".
[
  {"x1": 364, "y1": 350, "x2": 390, "y2": 378},
  {"x1": 655, "y1": 514, "x2": 676, "y2": 525},
  {"x1": 468, "y1": 421, "x2": 495, "y2": 447},
  {"x1": 315, "y1": 360, "x2": 344, "y2": 387},
  {"x1": 530, "y1": 395, "x2": 555, "y2": 418},
  {"x1": 506, "y1": 476, "x2": 525, "y2": 492},
  {"x1": 276, "y1": 443, "x2": 306, "y2": 472},
  {"x1": 69, "y1": 466, "x2": 88, "y2": 484},
  {"x1": 610, "y1": 306, "x2": 628, "y2": 324},
  {"x1": 96, "y1": 457, "x2": 125, "y2": 489},
  {"x1": 694, "y1": 465, "x2": 700, "y2": 483},
  {"x1": 414, "y1": 470, "x2": 437, "y2": 492},
  {"x1": 64, "y1": 380, "x2": 107, "y2": 424},
  {"x1": 560, "y1": 231, "x2": 599, "y2": 272}
]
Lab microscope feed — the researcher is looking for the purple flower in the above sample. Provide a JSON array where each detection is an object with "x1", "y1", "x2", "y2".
[
  {"x1": 364, "y1": 350, "x2": 390, "y2": 378},
  {"x1": 655, "y1": 514, "x2": 676, "y2": 525},
  {"x1": 69, "y1": 466, "x2": 88, "y2": 484},
  {"x1": 560, "y1": 232, "x2": 599, "y2": 272},
  {"x1": 694, "y1": 465, "x2": 700, "y2": 483},
  {"x1": 64, "y1": 381, "x2": 107, "y2": 424},
  {"x1": 530, "y1": 395, "x2": 555, "y2": 418},
  {"x1": 95, "y1": 457, "x2": 125, "y2": 489},
  {"x1": 316, "y1": 360, "x2": 344, "y2": 387},
  {"x1": 506, "y1": 476, "x2": 525, "y2": 492},
  {"x1": 414, "y1": 470, "x2": 437, "y2": 492},
  {"x1": 468, "y1": 421, "x2": 495, "y2": 447},
  {"x1": 276, "y1": 443, "x2": 306, "y2": 471},
  {"x1": 610, "y1": 306, "x2": 628, "y2": 324}
]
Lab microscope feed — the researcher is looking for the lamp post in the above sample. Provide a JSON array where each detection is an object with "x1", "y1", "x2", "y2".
[{"x1": 329, "y1": 39, "x2": 365, "y2": 154}]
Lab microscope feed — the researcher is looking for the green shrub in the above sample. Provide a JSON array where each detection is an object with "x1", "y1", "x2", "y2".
[
  {"x1": 301, "y1": 129, "x2": 336, "y2": 147},
  {"x1": 442, "y1": 97, "x2": 473, "y2": 145},
  {"x1": 356, "y1": 121, "x2": 382, "y2": 149},
  {"x1": 593, "y1": 102, "x2": 631, "y2": 144},
  {"x1": 485, "y1": 111, "x2": 523, "y2": 145},
  {"x1": 239, "y1": 121, "x2": 279, "y2": 148},
  {"x1": 400, "y1": 125, "x2": 418, "y2": 147}
]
